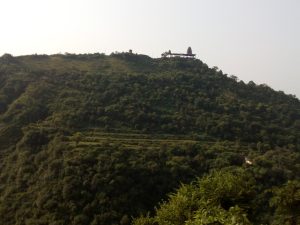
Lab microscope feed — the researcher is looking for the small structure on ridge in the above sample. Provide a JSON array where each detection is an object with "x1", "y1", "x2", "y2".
[{"x1": 161, "y1": 47, "x2": 196, "y2": 59}]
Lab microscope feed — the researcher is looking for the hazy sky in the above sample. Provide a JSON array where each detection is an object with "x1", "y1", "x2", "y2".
[{"x1": 0, "y1": 0, "x2": 299, "y2": 97}]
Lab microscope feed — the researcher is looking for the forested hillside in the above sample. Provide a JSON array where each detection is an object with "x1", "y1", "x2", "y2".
[{"x1": 0, "y1": 53, "x2": 299, "y2": 225}]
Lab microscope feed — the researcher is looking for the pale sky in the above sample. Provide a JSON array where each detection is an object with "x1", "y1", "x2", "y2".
[{"x1": 0, "y1": 0, "x2": 299, "y2": 97}]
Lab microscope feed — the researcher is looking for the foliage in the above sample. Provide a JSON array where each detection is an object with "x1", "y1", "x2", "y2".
[
  {"x1": 0, "y1": 53, "x2": 299, "y2": 224},
  {"x1": 270, "y1": 180, "x2": 300, "y2": 225},
  {"x1": 133, "y1": 169, "x2": 254, "y2": 225}
]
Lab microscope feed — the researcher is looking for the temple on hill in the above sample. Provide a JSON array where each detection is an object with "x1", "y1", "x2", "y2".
[{"x1": 161, "y1": 47, "x2": 196, "y2": 58}]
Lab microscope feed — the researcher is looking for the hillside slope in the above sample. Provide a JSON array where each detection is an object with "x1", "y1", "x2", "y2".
[
  {"x1": 0, "y1": 53, "x2": 299, "y2": 225},
  {"x1": 1, "y1": 53, "x2": 299, "y2": 143}
]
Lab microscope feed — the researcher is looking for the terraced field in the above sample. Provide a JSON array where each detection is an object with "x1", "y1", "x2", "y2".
[
  {"x1": 66, "y1": 130, "x2": 197, "y2": 149},
  {"x1": 64, "y1": 129, "x2": 250, "y2": 154}
]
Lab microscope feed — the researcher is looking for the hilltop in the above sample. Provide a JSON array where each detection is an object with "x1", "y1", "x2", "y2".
[{"x1": 0, "y1": 53, "x2": 299, "y2": 225}]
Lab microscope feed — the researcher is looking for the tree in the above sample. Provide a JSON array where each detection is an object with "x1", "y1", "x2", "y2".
[
  {"x1": 270, "y1": 180, "x2": 300, "y2": 225},
  {"x1": 133, "y1": 169, "x2": 255, "y2": 225}
]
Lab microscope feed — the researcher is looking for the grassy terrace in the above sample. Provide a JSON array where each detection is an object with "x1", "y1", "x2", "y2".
[{"x1": 63, "y1": 129, "x2": 250, "y2": 153}]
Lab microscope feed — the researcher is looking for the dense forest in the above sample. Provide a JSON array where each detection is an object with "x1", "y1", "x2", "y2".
[{"x1": 0, "y1": 52, "x2": 299, "y2": 225}]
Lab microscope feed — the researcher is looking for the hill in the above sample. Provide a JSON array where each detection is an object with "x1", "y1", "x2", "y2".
[{"x1": 0, "y1": 53, "x2": 299, "y2": 225}]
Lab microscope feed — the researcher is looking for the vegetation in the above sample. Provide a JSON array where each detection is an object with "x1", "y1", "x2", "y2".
[{"x1": 0, "y1": 52, "x2": 299, "y2": 224}]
